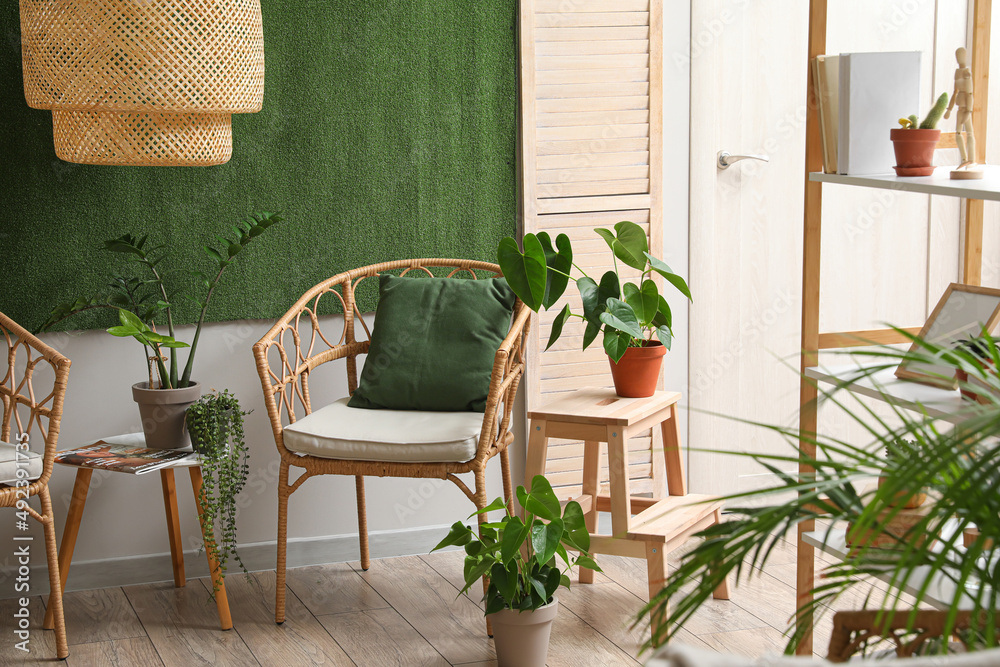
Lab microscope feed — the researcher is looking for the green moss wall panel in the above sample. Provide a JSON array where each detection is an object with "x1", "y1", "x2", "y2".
[{"x1": 0, "y1": 1, "x2": 517, "y2": 331}]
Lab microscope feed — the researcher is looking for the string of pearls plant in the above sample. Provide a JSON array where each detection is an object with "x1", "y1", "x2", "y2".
[{"x1": 186, "y1": 389, "x2": 251, "y2": 594}]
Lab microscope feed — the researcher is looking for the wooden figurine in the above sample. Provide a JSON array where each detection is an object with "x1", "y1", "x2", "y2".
[{"x1": 945, "y1": 47, "x2": 984, "y2": 180}]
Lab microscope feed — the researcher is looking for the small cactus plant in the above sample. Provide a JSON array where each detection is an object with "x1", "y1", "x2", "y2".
[{"x1": 897, "y1": 93, "x2": 949, "y2": 129}]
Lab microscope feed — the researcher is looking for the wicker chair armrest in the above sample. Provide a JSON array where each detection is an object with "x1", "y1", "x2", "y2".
[
  {"x1": 827, "y1": 609, "x2": 994, "y2": 662},
  {"x1": 475, "y1": 303, "x2": 531, "y2": 465}
]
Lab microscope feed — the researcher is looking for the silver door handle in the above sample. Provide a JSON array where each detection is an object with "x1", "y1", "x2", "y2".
[{"x1": 717, "y1": 151, "x2": 770, "y2": 169}]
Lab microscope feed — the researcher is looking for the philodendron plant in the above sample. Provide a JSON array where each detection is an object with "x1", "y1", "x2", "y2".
[
  {"x1": 38, "y1": 212, "x2": 285, "y2": 389},
  {"x1": 497, "y1": 221, "x2": 691, "y2": 362},
  {"x1": 433, "y1": 475, "x2": 600, "y2": 613}
]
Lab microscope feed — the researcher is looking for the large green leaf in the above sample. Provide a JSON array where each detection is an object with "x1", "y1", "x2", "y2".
[
  {"x1": 595, "y1": 221, "x2": 648, "y2": 270},
  {"x1": 491, "y1": 562, "x2": 518, "y2": 604},
  {"x1": 625, "y1": 279, "x2": 660, "y2": 326},
  {"x1": 525, "y1": 475, "x2": 562, "y2": 521},
  {"x1": 600, "y1": 298, "x2": 642, "y2": 339},
  {"x1": 117, "y1": 308, "x2": 150, "y2": 332},
  {"x1": 644, "y1": 252, "x2": 692, "y2": 300},
  {"x1": 561, "y1": 501, "x2": 590, "y2": 552},
  {"x1": 536, "y1": 232, "x2": 573, "y2": 309},
  {"x1": 655, "y1": 325, "x2": 672, "y2": 350},
  {"x1": 531, "y1": 518, "x2": 564, "y2": 565},
  {"x1": 603, "y1": 329, "x2": 631, "y2": 363},
  {"x1": 469, "y1": 496, "x2": 508, "y2": 517},
  {"x1": 546, "y1": 304, "x2": 573, "y2": 351},
  {"x1": 500, "y1": 516, "x2": 529, "y2": 563},
  {"x1": 651, "y1": 296, "x2": 672, "y2": 330},
  {"x1": 497, "y1": 235, "x2": 547, "y2": 311},
  {"x1": 432, "y1": 521, "x2": 473, "y2": 551}
]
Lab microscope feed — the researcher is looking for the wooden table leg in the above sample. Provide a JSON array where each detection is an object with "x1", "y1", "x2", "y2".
[
  {"x1": 44, "y1": 468, "x2": 92, "y2": 630},
  {"x1": 579, "y1": 439, "x2": 600, "y2": 584},
  {"x1": 661, "y1": 404, "x2": 687, "y2": 496},
  {"x1": 645, "y1": 541, "x2": 668, "y2": 647},
  {"x1": 606, "y1": 426, "x2": 632, "y2": 537},
  {"x1": 523, "y1": 419, "x2": 549, "y2": 488},
  {"x1": 189, "y1": 467, "x2": 233, "y2": 631},
  {"x1": 160, "y1": 469, "x2": 186, "y2": 588}
]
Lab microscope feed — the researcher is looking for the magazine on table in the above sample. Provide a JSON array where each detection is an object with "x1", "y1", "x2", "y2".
[{"x1": 55, "y1": 441, "x2": 198, "y2": 474}]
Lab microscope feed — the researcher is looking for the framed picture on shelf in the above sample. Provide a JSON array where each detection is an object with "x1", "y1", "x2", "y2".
[{"x1": 895, "y1": 283, "x2": 1000, "y2": 388}]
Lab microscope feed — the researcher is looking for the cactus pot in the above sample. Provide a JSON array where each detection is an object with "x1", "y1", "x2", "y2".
[
  {"x1": 488, "y1": 599, "x2": 558, "y2": 667},
  {"x1": 890, "y1": 128, "x2": 941, "y2": 176},
  {"x1": 608, "y1": 341, "x2": 665, "y2": 398},
  {"x1": 132, "y1": 382, "x2": 201, "y2": 450}
]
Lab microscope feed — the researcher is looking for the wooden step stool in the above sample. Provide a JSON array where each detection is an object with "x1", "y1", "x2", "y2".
[{"x1": 525, "y1": 387, "x2": 729, "y2": 633}]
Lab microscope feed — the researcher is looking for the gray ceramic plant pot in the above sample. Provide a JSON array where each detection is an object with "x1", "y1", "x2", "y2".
[
  {"x1": 132, "y1": 382, "x2": 201, "y2": 450},
  {"x1": 488, "y1": 598, "x2": 558, "y2": 667}
]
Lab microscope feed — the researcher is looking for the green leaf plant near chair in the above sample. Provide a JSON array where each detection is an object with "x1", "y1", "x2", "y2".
[
  {"x1": 496, "y1": 220, "x2": 691, "y2": 397},
  {"x1": 38, "y1": 211, "x2": 285, "y2": 450},
  {"x1": 433, "y1": 475, "x2": 601, "y2": 667},
  {"x1": 635, "y1": 329, "x2": 1000, "y2": 659}
]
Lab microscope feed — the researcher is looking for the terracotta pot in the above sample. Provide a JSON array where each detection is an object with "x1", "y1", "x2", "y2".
[
  {"x1": 890, "y1": 128, "x2": 941, "y2": 176},
  {"x1": 488, "y1": 599, "x2": 558, "y2": 667},
  {"x1": 608, "y1": 341, "x2": 665, "y2": 398},
  {"x1": 132, "y1": 382, "x2": 201, "y2": 450}
]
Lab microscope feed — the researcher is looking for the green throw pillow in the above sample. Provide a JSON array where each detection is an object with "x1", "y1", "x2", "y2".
[{"x1": 348, "y1": 274, "x2": 516, "y2": 412}]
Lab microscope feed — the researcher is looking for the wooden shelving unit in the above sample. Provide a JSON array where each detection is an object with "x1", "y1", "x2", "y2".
[{"x1": 797, "y1": 0, "x2": 993, "y2": 654}]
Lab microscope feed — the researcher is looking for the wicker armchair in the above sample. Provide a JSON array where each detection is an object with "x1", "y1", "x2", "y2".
[
  {"x1": 828, "y1": 609, "x2": 998, "y2": 662},
  {"x1": 0, "y1": 313, "x2": 71, "y2": 659},
  {"x1": 253, "y1": 259, "x2": 530, "y2": 625}
]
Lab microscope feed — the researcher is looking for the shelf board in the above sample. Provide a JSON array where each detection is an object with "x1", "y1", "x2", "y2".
[
  {"x1": 802, "y1": 523, "x2": 979, "y2": 611},
  {"x1": 804, "y1": 363, "x2": 972, "y2": 423},
  {"x1": 810, "y1": 166, "x2": 1000, "y2": 201}
]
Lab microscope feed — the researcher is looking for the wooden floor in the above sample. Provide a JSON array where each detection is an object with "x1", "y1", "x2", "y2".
[{"x1": 1, "y1": 536, "x2": 891, "y2": 666}]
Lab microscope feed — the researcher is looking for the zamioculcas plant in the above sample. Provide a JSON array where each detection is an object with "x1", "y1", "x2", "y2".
[{"x1": 38, "y1": 212, "x2": 284, "y2": 389}]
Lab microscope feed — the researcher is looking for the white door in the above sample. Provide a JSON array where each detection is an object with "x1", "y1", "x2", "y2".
[{"x1": 686, "y1": 1, "x2": 968, "y2": 495}]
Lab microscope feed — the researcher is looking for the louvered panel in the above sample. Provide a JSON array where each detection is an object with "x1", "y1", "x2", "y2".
[
  {"x1": 537, "y1": 54, "x2": 650, "y2": 70},
  {"x1": 522, "y1": 0, "x2": 664, "y2": 500},
  {"x1": 535, "y1": 12, "x2": 649, "y2": 29},
  {"x1": 538, "y1": 179, "x2": 649, "y2": 198},
  {"x1": 536, "y1": 110, "x2": 649, "y2": 127},
  {"x1": 535, "y1": 0, "x2": 649, "y2": 11},
  {"x1": 536, "y1": 40, "x2": 650, "y2": 56},
  {"x1": 535, "y1": 26, "x2": 649, "y2": 42},
  {"x1": 537, "y1": 68, "x2": 649, "y2": 85},
  {"x1": 536, "y1": 124, "x2": 649, "y2": 141},
  {"x1": 536, "y1": 95, "x2": 649, "y2": 114},
  {"x1": 538, "y1": 137, "x2": 649, "y2": 155},
  {"x1": 538, "y1": 82, "x2": 650, "y2": 99}
]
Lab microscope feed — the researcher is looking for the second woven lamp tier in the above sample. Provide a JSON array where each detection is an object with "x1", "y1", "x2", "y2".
[{"x1": 20, "y1": 0, "x2": 265, "y2": 167}]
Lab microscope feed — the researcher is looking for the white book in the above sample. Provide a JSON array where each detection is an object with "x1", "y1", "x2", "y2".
[{"x1": 838, "y1": 51, "x2": 921, "y2": 175}]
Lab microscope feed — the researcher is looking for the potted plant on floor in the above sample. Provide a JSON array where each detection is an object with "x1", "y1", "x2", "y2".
[
  {"x1": 185, "y1": 389, "x2": 251, "y2": 593},
  {"x1": 433, "y1": 475, "x2": 601, "y2": 667},
  {"x1": 38, "y1": 211, "x2": 285, "y2": 449},
  {"x1": 497, "y1": 221, "x2": 691, "y2": 397},
  {"x1": 891, "y1": 92, "x2": 948, "y2": 176}
]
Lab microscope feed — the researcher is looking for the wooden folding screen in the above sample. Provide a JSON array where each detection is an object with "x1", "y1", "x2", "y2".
[{"x1": 520, "y1": 0, "x2": 664, "y2": 499}]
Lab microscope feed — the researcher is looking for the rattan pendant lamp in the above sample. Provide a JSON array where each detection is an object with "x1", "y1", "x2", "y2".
[{"x1": 19, "y1": 0, "x2": 265, "y2": 167}]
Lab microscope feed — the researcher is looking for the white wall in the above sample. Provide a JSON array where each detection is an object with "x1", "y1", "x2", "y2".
[{"x1": 1, "y1": 315, "x2": 520, "y2": 595}]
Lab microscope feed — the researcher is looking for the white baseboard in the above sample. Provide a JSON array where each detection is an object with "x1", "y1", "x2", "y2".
[{"x1": 0, "y1": 521, "x2": 468, "y2": 599}]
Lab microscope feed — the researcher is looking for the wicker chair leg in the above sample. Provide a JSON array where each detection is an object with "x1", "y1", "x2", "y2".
[
  {"x1": 473, "y1": 470, "x2": 494, "y2": 638},
  {"x1": 40, "y1": 487, "x2": 69, "y2": 659},
  {"x1": 500, "y1": 448, "x2": 514, "y2": 514},
  {"x1": 275, "y1": 460, "x2": 290, "y2": 625},
  {"x1": 356, "y1": 476, "x2": 370, "y2": 571}
]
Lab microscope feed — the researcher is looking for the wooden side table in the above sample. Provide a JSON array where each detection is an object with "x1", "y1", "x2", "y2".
[
  {"x1": 42, "y1": 434, "x2": 232, "y2": 631},
  {"x1": 525, "y1": 387, "x2": 730, "y2": 628}
]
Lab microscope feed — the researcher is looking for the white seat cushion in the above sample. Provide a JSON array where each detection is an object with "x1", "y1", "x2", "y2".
[
  {"x1": 0, "y1": 441, "x2": 42, "y2": 485},
  {"x1": 282, "y1": 398, "x2": 484, "y2": 463}
]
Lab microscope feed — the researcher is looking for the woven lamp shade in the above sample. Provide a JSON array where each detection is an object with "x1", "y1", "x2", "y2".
[{"x1": 19, "y1": 0, "x2": 265, "y2": 166}]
